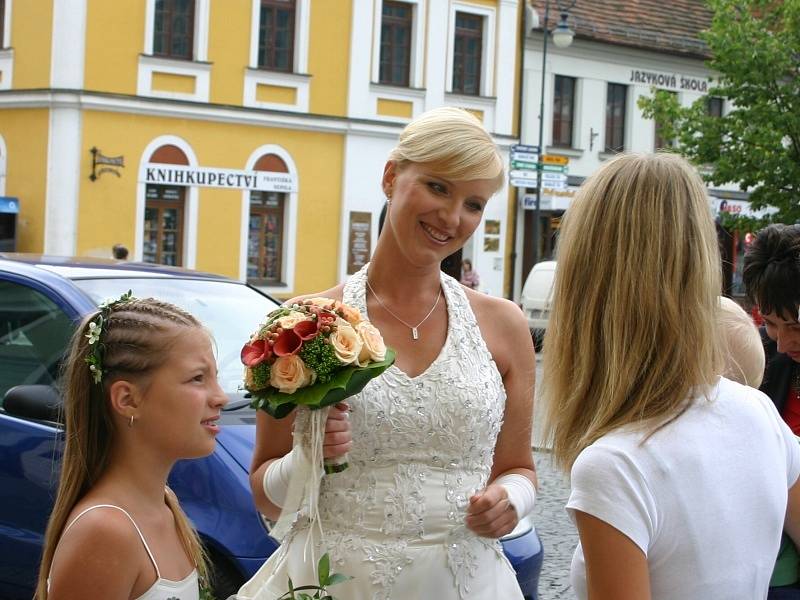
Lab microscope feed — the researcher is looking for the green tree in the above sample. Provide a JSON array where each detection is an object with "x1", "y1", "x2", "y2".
[{"x1": 638, "y1": 0, "x2": 800, "y2": 228}]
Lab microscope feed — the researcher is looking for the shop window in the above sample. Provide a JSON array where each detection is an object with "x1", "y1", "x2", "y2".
[
  {"x1": 154, "y1": 0, "x2": 195, "y2": 60},
  {"x1": 144, "y1": 186, "x2": 184, "y2": 266},
  {"x1": 144, "y1": 144, "x2": 188, "y2": 267},
  {"x1": 552, "y1": 75, "x2": 575, "y2": 148},
  {"x1": 248, "y1": 154, "x2": 288, "y2": 285},
  {"x1": 605, "y1": 83, "x2": 627, "y2": 153},
  {"x1": 258, "y1": 0, "x2": 296, "y2": 72},
  {"x1": 452, "y1": 11, "x2": 482, "y2": 95},
  {"x1": 379, "y1": 1, "x2": 412, "y2": 86}
]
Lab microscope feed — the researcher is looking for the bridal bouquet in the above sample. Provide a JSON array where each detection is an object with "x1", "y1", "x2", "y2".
[{"x1": 241, "y1": 297, "x2": 395, "y2": 470}]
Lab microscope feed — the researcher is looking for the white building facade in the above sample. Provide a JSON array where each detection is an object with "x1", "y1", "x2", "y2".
[
  {"x1": 515, "y1": 0, "x2": 752, "y2": 298},
  {"x1": 340, "y1": 0, "x2": 521, "y2": 297}
]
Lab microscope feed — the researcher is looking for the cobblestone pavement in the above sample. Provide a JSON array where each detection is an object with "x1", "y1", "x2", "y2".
[
  {"x1": 532, "y1": 449, "x2": 576, "y2": 600},
  {"x1": 531, "y1": 356, "x2": 578, "y2": 600}
]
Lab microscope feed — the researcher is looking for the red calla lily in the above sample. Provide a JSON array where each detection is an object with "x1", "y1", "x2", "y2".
[
  {"x1": 241, "y1": 339, "x2": 271, "y2": 367},
  {"x1": 293, "y1": 319, "x2": 320, "y2": 341},
  {"x1": 274, "y1": 329, "x2": 302, "y2": 356}
]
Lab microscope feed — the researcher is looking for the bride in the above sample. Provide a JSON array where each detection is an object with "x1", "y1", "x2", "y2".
[{"x1": 239, "y1": 107, "x2": 537, "y2": 599}]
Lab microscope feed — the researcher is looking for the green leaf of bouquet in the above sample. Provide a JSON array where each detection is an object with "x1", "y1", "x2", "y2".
[
  {"x1": 318, "y1": 553, "x2": 330, "y2": 587},
  {"x1": 326, "y1": 573, "x2": 354, "y2": 586},
  {"x1": 256, "y1": 348, "x2": 396, "y2": 419}
]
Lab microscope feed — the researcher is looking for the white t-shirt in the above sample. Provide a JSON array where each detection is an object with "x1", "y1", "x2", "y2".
[{"x1": 567, "y1": 377, "x2": 800, "y2": 600}]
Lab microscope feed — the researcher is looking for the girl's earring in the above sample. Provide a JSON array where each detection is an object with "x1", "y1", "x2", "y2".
[{"x1": 128, "y1": 415, "x2": 135, "y2": 428}]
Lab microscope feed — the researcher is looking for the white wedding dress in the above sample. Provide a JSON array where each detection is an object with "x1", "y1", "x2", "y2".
[{"x1": 236, "y1": 265, "x2": 523, "y2": 600}]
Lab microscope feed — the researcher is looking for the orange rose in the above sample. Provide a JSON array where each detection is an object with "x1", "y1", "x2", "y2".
[
  {"x1": 356, "y1": 321, "x2": 387, "y2": 365},
  {"x1": 329, "y1": 318, "x2": 363, "y2": 365},
  {"x1": 269, "y1": 355, "x2": 316, "y2": 393}
]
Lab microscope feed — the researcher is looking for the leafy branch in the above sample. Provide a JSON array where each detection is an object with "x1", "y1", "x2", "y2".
[{"x1": 275, "y1": 553, "x2": 352, "y2": 600}]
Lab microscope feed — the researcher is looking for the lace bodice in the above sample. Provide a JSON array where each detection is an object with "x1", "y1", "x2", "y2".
[{"x1": 290, "y1": 264, "x2": 509, "y2": 599}]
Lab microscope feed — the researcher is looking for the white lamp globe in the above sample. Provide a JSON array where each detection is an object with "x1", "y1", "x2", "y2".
[{"x1": 551, "y1": 16, "x2": 574, "y2": 48}]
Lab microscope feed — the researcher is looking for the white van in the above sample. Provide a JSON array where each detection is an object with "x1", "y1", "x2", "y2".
[{"x1": 520, "y1": 260, "x2": 556, "y2": 350}]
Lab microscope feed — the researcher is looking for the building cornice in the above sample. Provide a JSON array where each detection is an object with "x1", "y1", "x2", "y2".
[{"x1": 0, "y1": 88, "x2": 521, "y2": 146}]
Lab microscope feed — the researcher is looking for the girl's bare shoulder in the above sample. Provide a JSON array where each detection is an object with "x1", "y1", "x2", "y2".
[{"x1": 49, "y1": 503, "x2": 144, "y2": 588}]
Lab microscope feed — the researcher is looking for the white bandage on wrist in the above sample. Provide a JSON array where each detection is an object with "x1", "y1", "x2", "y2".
[
  {"x1": 496, "y1": 473, "x2": 536, "y2": 518},
  {"x1": 262, "y1": 449, "x2": 296, "y2": 508}
]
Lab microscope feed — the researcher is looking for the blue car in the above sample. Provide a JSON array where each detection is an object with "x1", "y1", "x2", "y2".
[{"x1": 0, "y1": 254, "x2": 542, "y2": 599}]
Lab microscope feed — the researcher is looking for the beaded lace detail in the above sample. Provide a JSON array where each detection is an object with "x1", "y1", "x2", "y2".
[{"x1": 292, "y1": 264, "x2": 507, "y2": 599}]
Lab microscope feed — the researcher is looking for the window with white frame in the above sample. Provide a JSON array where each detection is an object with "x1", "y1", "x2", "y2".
[
  {"x1": 379, "y1": 1, "x2": 413, "y2": 86},
  {"x1": 240, "y1": 148, "x2": 297, "y2": 290},
  {"x1": 552, "y1": 75, "x2": 576, "y2": 148},
  {"x1": 144, "y1": 144, "x2": 190, "y2": 267},
  {"x1": 605, "y1": 83, "x2": 627, "y2": 153},
  {"x1": 153, "y1": 0, "x2": 195, "y2": 60},
  {"x1": 257, "y1": 0, "x2": 296, "y2": 72},
  {"x1": 144, "y1": 0, "x2": 208, "y2": 61},
  {"x1": 452, "y1": 12, "x2": 482, "y2": 95},
  {"x1": 370, "y1": 0, "x2": 424, "y2": 90},
  {"x1": 139, "y1": 0, "x2": 210, "y2": 101},
  {"x1": 446, "y1": 2, "x2": 495, "y2": 97}
]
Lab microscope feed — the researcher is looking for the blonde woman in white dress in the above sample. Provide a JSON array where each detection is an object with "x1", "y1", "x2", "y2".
[{"x1": 240, "y1": 107, "x2": 538, "y2": 600}]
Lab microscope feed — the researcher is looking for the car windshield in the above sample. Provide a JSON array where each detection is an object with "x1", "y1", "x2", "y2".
[{"x1": 73, "y1": 278, "x2": 278, "y2": 394}]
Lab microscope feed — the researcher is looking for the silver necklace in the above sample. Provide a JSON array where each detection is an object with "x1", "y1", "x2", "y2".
[{"x1": 366, "y1": 277, "x2": 442, "y2": 341}]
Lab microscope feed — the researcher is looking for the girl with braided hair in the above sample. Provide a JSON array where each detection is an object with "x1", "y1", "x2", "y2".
[{"x1": 37, "y1": 295, "x2": 228, "y2": 600}]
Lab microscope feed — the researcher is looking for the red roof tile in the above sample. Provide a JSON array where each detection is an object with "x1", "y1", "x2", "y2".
[{"x1": 530, "y1": 0, "x2": 713, "y2": 59}]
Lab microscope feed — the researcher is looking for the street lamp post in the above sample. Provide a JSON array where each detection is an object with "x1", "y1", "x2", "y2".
[{"x1": 532, "y1": 1, "x2": 574, "y2": 266}]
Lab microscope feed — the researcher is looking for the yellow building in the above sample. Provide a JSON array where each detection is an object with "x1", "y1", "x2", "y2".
[{"x1": 0, "y1": 0, "x2": 522, "y2": 299}]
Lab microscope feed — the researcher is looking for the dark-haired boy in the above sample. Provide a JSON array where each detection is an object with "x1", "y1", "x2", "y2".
[{"x1": 743, "y1": 223, "x2": 800, "y2": 599}]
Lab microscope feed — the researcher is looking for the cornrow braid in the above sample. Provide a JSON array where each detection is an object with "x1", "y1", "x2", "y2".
[
  {"x1": 98, "y1": 299, "x2": 201, "y2": 385},
  {"x1": 115, "y1": 298, "x2": 199, "y2": 327}
]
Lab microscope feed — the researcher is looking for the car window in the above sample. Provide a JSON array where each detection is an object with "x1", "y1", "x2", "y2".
[
  {"x1": 0, "y1": 281, "x2": 74, "y2": 402},
  {"x1": 73, "y1": 278, "x2": 278, "y2": 394}
]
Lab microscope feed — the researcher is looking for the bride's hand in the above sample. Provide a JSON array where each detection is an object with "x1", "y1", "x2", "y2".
[
  {"x1": 465, "y1": 483, "x2": 518, "y2": 538},
  {"x1": 323, "y1": 403, "x2": 353, "y2": 459}
]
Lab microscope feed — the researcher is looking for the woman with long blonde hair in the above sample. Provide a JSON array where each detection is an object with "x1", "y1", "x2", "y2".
[
  {"x1": 543, "y1": 153, "x2": 800, "y2": 599},
  {"x1": 38, "y1": 295, "x2": 227, "y2": 599}
]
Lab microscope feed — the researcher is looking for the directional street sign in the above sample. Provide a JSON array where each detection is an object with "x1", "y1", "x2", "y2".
[
  {"x1": 541, "y1": 154, "x2": 569, "y2": 165},
  {"x1": 542, "y1": 182, "x2": 568, "y2": 192},
  {"x1": 510, "y1": 177, "x2": 538, "y2": 188},
  {"x1": 541, "y1": 164, "x2": 568, "y2": 173},
  {"x1": 510, "y1": 151, "x2": 539, "y2": 164},
  {"x1": 509, "y1": 169, "x2": 538, "y2": 180},
  {"x1": 510, "y1": 144, "x2": 540, "y2": 154},
  {"x1": 541, "y1": 171, "x2": 568, "y2": 183},
  {"x1": 511, "y1": 159, "x2": 539, "y2": 170}
]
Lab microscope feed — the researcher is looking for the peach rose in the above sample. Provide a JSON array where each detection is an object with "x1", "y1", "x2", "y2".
[
  {"x1": 307, "y1": 297, "x2": 337, "y2": 310},
  {"x1": 336, "y1": 302, "x2": 363, "y2": 326},
  {"x1": 329, "y1": 318, "x2": 363, "y2": 365},
  {"x1": 277, "y1": 310, "x2": 310, "y2": 330},
  {"x1": 269, "y1": 355, "x2": 316, "y2": 394},
  {"x1": 356, "y1": 321, "x2": 387, "y2": 365}
]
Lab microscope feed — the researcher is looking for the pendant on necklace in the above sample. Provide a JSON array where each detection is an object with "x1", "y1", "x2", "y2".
[{"x1": 411, "y1": 327, "x2": 419, "y2": 340}]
